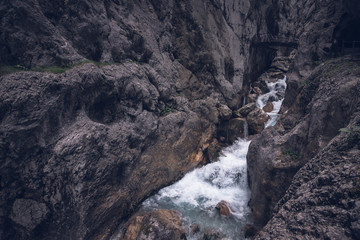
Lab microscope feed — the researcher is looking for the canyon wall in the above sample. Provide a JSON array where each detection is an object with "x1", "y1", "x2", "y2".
[
  {"x1": 0, "y1": 0, "x2": 359, "y2": 239},
  {"x1": 0, "y1": 1, "x2": 251, "y2": 239}
]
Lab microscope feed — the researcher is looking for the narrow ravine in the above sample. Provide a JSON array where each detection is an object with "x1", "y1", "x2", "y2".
[{"x1": 141, "y1": 77, "x2": 287, "y2": 239}]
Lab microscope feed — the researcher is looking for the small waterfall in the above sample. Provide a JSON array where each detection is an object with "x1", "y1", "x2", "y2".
[
  {"x1": 242, "y1": 95, "x2": 246, "y2": 107},
  {"x1": 256, "y1": 76, "x2": 287, "y2": 127},
  {"x1": 126, "y1": 76, "x2": 288, "y2": 240},
  {"x1": 243, "y1": 120, "x2": 249, "y2": 139}
]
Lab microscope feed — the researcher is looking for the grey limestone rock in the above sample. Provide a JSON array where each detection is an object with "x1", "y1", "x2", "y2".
[{"x1": 247, "y1": 58, "x2": 360, "y2": 230}]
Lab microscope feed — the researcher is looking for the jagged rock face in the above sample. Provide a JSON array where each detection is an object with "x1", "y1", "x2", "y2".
[
  {"x1": 247, "y1": 58, "x2": 360, "y2": 227},
  {"x1": 256, "y1": 115, "x2": 360, "y2": 239},
  {"x1": 0, "y1": 1, "x2": 250, "y2": 239}
]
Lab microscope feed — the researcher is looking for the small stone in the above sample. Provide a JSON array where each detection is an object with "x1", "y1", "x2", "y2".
[
  {"x1": 244, "y1": 224, "x2": 258, "y2": 239},
  {"x1": 263, "y1": 102, "x2": 274, "y2": 112},
  {"x1": 190, "y1": 223, "x2": 200, "y2": 235},
  {"x1": 247, "y1": 94, "x2": 258, "y2": 103},
  {"x1": 201, "y1": 228, "x2": 225, "y2": 240},
  {"x1": 252, "y1": 87, "x2": 262, "y2": 95},
  {"x1": 215, "y1": 200, "x2": 231, "y2": 216},
  {"x1": 237, "y1": 103, "x2": 256, "y2": 117}
]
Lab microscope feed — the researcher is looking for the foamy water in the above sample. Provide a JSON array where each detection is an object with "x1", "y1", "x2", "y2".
[{"x1": 257, "y1": 77, "x2": 287, "y2": 127}]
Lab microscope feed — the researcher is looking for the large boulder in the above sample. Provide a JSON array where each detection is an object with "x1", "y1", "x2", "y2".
[
  {"x1": 120, "y1": 209, "x2": 186, "y2": 240},
  {"x1": 246, "y1": 108, "x2": 270, "y2": 135},
  {"x1": 236, "y1": 103, "x2": 256, "y2": 117}
]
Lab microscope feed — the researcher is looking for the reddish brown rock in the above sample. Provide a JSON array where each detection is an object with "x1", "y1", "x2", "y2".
[
  {"x1": 252, "y1": 86, "x2": 263, "y2": 95},
  {"x1": 262, "y1": 102, "x2": 274, "y2": 112},
  {"x1": 215, "y1": 200, "x2": 231, "y2": 216},
  {"x1": 121, "y1": 209, "x2": 186, "y2": 240},
  {"x1": 247, "y1": 94, "x2": 258, "y2": 103}
]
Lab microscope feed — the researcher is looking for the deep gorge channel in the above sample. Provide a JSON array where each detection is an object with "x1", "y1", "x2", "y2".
[{"x1": 131, "y1": 77, "x2": 287, "y2": 239}]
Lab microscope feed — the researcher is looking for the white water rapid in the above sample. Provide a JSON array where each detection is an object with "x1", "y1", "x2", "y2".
[
  {"x1": 139, "y1": 77, "x2": 287, "y2": 239},
  {"x1": 256, "y1": 77, "x2": 287, "y2": 127}
]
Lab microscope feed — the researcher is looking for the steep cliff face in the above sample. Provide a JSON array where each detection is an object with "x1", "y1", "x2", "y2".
[
  {"x1": 0, "y1": 1, "x2": 252, "y2": 239},
  {"x1": 248, "y1": 58, "x2": 360, "y2": 226},
  {"x1": 247, "y1": 0, "x2": 360, "y2": 228},
  {"x1": 257, "y1": 114, "x2": 360, "y2": 239}
]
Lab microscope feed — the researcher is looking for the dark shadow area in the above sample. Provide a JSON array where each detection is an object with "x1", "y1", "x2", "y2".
[
  {"x1": 242, "y1": 43, "x2": 277, "y2": 101},
  {"x1": 333, "y1": 16, "x2": 360, "y2": 56}
]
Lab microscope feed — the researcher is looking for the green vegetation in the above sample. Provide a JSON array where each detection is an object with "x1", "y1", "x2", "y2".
[
  {"x1": 339, "y1": 126, "x2": 360, "y2": 146},
  {"x1": 161, "y1": 105, "x2": 175, "y2": 116},
  {"x1": 0, "y1": 65, "x2": 28, "y2": 75},
  {"x1": 144, "y1": 224, "x2": 152, "y2": 236},
  {"x1": 339, "y1": 126, "x2": 360, "y2": 134},
  {"x1": 0, "y1": 60, "x2": 121, "y2": 76},
  {"x1": 32, "y1": 65, "x2": 70, "y2": 74},
  {"x1": 283, "y1": 149, "x2": 298, "y2": 159}
]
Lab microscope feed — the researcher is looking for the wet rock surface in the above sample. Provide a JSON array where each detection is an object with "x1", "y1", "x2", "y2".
[{"x1": 215, "y1": 200, "x2": 232, "y2": 217}]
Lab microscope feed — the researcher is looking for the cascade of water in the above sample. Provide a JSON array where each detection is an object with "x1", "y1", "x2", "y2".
[
  {"x1": 132, "y1": 76, "x2": 287, "y2": 240},
  {"x1": 243, "y1": 120, "x2": 249, "y2": 139},
  {"x1": 257, "y1": 76, "x2": 287, "y2": 127}
]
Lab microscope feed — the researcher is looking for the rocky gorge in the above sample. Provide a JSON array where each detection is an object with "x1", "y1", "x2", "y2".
[{"x1": 0, "y1": 0, "x2": 359, "y2": 239}]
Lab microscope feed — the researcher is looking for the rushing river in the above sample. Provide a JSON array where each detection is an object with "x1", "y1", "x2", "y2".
[{"x1": 140, "y1": 77, "x2": 287, "y2": 239}]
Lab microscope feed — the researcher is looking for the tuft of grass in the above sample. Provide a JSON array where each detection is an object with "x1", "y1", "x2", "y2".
[
  {"x1": 0, "y1": 60, "x2": 122, "y2": 76},
  {"x1": 283, "y1": 149, "x2": 298, "y2": 159},
  {"x1": 32, "y1": 66, "x2": 70, "y2": 74},
  {"x1": 161, "y1": 105, "x2": 175, "y2": 116},
  {"x1": 0, "y1": 65, "x2": 28, "y2": 75}
]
